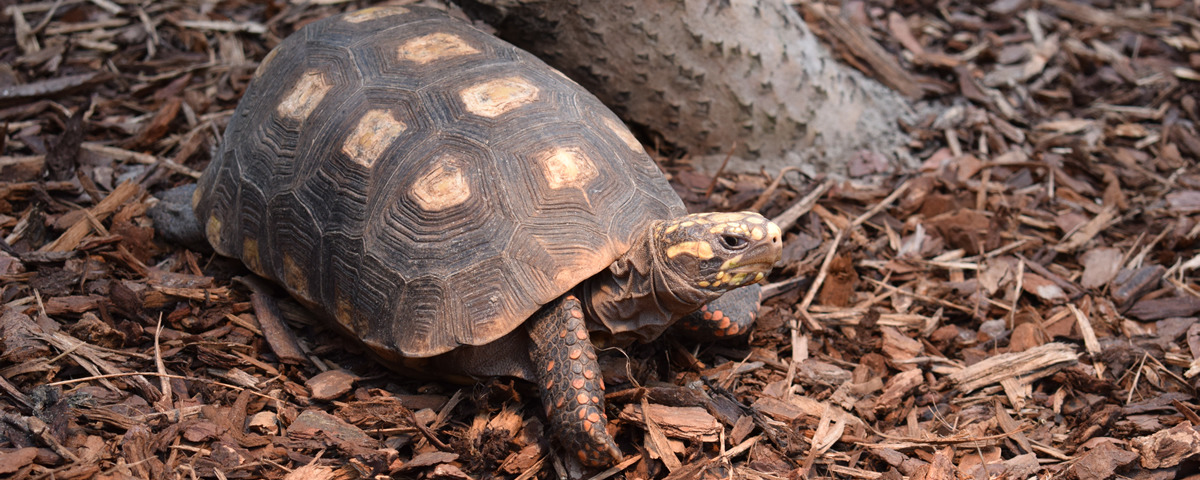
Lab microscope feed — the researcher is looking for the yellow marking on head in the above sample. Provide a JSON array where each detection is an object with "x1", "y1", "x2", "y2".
[
  {"x1": 282, "y1": 253, "x2": 310, "y2": 300},
  {"x1": 600, "y1": 116, "x2": 644, "y2": 152},
  {"x1": 205, "y1": 215, "x2": 221, "y2": 247},
  {"x1": 344, "y1": 6, "x2": 408, "y2": 23},
  {"x1": 767, "y1": 222, "x2": 781, "y2": 239},
  {"x1": 730, "y1": 273, "x2": 748, "y2": 285},
  {"x1": 755, "y1": 272, "x2": 764, "y2": 282},
  {"x1": 460, "y1": 76, "x2": 538, "y2": 118},
  {"x1": 538, "y1": 147, "x2": 597, "y2": 189},
  {"x1": 666, "y1": 241, "x2": 714, "y2": 259},
  {"x1": 664, "y1": 224, "x2": 679, "y2": 235},
  {"x1": 242, "y1": 237, "x2": 264, "y2": 276},
  {"x1": 708, "y1": 212, "x2": 748, "y2": 223},
  {"x1": 397, "y1": 32, "x2": 479, "y2": 64},
  {"x1": 680, "y1": 221, "x2": 694, "y2": 228},
  {"x1": 715, "y1": 271, "x2": 726, "y2": 281},
  {"x1": 721, "y1": 254, "x2": 744, "y2": 271},
  {"x1": 751, "y1": 228, "x2": 764, "y2": 241},
  {"x1": 343, "y1": 109, "x2": 407, "y2": 167},
  {"x1": 411, "y1": 156, "x2": 471, "y2": 211},
  {"x1": 254, "y1": 47, "x2": 279, "y2": 80},
  {"x1": 712, "y1": 281, "x2": 722, "y2": 288},
  {"x1": 745, "y1": 215, "x2": 765, "y2": 224},
  {"x1": 709, "y1": 225, "x2": 724, "y2": 234},
  {"x1": 698, "y1": 281, "x2": 711, "y2": 287},
  {"x1": 277, "y1": 70, "x2": 332, "y2": 120}
]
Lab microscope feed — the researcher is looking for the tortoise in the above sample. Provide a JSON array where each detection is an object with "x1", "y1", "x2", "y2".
[{"x1": 169, "y1": 6, "x2": 783, "y2": 466}]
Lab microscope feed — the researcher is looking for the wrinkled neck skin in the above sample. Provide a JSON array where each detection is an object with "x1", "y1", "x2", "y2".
[{"x1": 579, "y1": 221, "x2": 720, "y2": 347}]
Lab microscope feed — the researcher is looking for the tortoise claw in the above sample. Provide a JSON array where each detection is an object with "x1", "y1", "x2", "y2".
[{"x1": 526, "y1": 295, "x2": 623, "y2": 467}]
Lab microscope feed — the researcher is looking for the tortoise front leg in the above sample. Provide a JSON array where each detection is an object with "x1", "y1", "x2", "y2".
[
  {"x1": 526, "y1": 294, "x2": 623, "y2": 467},
  {"x1": 676, "y1": 283, "x2": 762, "y2": 341}
]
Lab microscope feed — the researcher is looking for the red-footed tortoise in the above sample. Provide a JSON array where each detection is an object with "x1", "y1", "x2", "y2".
[{"x1": 178, "y1": 6, "x2": 782, "y2": 466}]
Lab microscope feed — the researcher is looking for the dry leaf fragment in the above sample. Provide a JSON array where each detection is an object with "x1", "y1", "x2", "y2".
[
  {"x1": 1022, "y1": 272, "x2": 1066, "y2": 303},
  {"x1": 1079, "y1": 247, "x2": 1122, "y2": 288}
]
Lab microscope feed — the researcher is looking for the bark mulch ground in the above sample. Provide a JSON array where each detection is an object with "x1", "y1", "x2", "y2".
[{"x1": 1, "y1": 0, "x2": 1199, "y2": 479}]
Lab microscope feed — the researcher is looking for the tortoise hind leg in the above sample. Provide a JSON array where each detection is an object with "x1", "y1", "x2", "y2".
[
  {"x1": 526, "y1": 294, "x2": 623, "y2": 467},
  {"x1": 677, "y1": 283, "x2": 763, "y2": 341}
]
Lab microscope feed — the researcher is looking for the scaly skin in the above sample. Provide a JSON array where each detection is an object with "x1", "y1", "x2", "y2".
[
  {"x1": 677, "y1": 283, "x2": 762, "y2": 340},
  {"x1": 526, "y1": 295, "x2": 622, "y2": 467}
]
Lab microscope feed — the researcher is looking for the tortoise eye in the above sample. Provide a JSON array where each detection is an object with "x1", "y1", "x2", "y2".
[{"x1": 720, "y1": 235, "x2": 748, "y2": 250}]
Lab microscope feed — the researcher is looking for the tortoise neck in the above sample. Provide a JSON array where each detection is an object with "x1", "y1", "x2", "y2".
[{"x1": 579, "y1": 222, "x2": 719, "y2": 347}]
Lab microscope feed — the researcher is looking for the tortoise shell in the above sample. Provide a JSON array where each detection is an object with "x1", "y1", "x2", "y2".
[{"x1": 193, "y1": 6, "x2": 686, "y2": 358}]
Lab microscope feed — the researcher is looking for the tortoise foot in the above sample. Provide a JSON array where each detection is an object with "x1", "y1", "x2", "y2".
[
  {"x1": 526, "y1": 295, "x2": 623, "y2": 467},
  {"x1": 677, "y1": 283, "x2": 762, "y2": 341}
]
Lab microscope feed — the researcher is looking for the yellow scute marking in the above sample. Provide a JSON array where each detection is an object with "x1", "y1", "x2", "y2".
[
  {"x1": 282, "y1": 253, "x2": 310, "y2": 300},
  {"x1": 538, "y1": 147, "x2": 597, "y2": 190},
  {"x1": 398, "y1": 32, "x2": 479, "y2": 64},
  {"x1": 335, "y1": 293, "x2": 356, "y2": 330},
  {"x1": 344, "y1": 6, "x2": 408, "y2": 23},
  {"x1": 191, "y1": 184, "x2": 203, "y2": 210},
  {"x1": 277, "y1": 70, "x2": 331, "y2": 120},
  {"x1": 343, "y1": 109, "x2": 407, "y2": 167},
  {"x1": 460, "y1": 77, "x2": 538, "y2": 118},
  {"x1": 666, "y1": 241, "x2": 714, "y2": 259},
  {"x1": 242, "y1": 237, "x2": 264, "y2": 276},
  {"x1": 601, "y1": 116, "x2": 643, "y2": 152},
  {"x1": 205, "y1": 215, "x2": 221, "y2": 248},
  {"x1": 411, "y1": 156, "x2": 471, "y2": 211},
  {"x1": 751, "y1": 227, "x2": 764, "y2": 240},
  {"x1": 253, "y1": 47, "x2": 279, "y2": 80}
]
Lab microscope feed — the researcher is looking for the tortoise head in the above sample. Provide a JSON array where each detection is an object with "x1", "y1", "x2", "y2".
[{"x1": 653, "y1": 212, "x2": 783, "y2": 292}]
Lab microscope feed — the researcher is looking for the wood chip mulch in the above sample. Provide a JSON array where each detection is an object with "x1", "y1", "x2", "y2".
[{"x1": 1, "y1": 0, "x2": 1199, "y2": 479}]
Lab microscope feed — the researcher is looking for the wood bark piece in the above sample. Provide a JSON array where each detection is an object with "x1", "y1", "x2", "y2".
[
  {"x1": 39, "y1": 180, "x2": 141, "y2": 252},
  {"x1": 305, "y1": 369, "x2": 356, "y2": 401},
  {"x1": 458, "y1": 0, "x2": 913, "y2": 175},
  {"x1": 250, "y1": 293, "x2": 307, "y2": 365},
  {"x1": 0, "y1": 71, "x2": 112, "y2": 107},
  {"x1": 283, "y1": 463, "x2": 335, "y2": 480},
  {"x1": 1055, "y1": 206, "x2": 1118, "y2": 253},
  {"x1": 1069, "y1": 441, "x2": 1140, "y2": 480},
  {"x1": 1126, "y1": 296, "x2": 1200, "y2": 321},
  {"x1": 619, "y1": 401, "x2": 721, "y2": 443},
  {"x1": 1129, "y1": 421, "x2": 1200, "y2": 469},
  {"x1": 875, "y1": 369, "x2": 923, "y2": 412},
  {"x1": 944, "y1": 343, "x2": 1079, "y2": 393}
]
